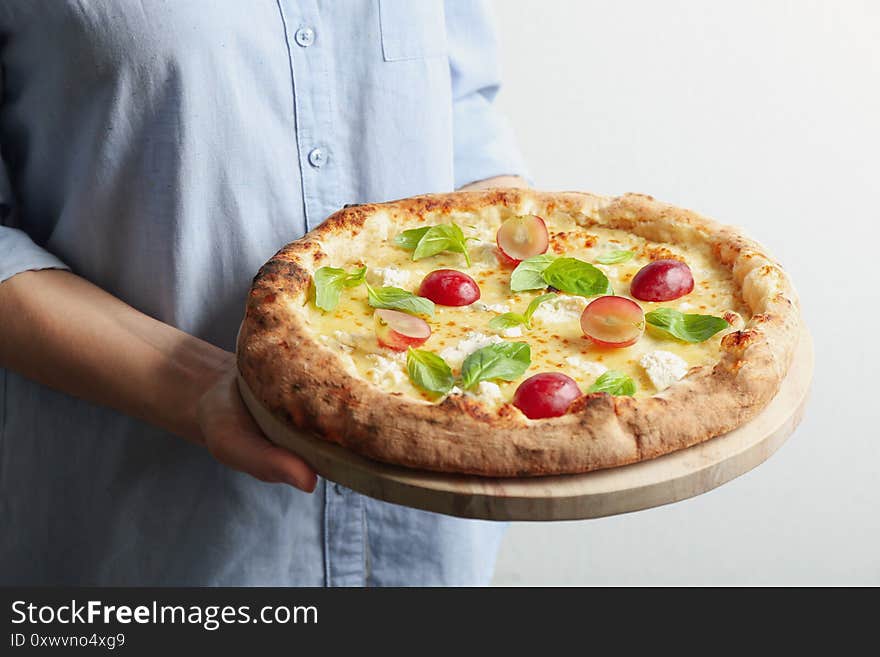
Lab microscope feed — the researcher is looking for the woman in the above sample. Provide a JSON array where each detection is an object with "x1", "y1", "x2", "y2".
[{"x1": 0, "y1": 1, "x2": 527, "y2": 585}]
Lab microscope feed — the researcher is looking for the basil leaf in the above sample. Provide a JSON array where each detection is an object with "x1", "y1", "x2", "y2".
[
  {"x1": 488, "y1": 312, "x2": 527, "y2": 331},
  {"x1": 645, "y1": 307, "x2": 729, "y2": 343},
  {"x1": 541, "y1": 257, "x2": 611, "y2": 297},
  {"x1": 460, "y1": 342, "x2": 531, "y2": 390},
  {"x1": 510, "y1": 254, "x2": 557, "y2": 292},
  {"x1": 410, "y1": 223, "x2": 472, "y2": 267},
  {"x1": 366, "y1": 285, "x2": 435, "y2": 316},
  {"x1": 523, "y1": 293, "x2": 556, "y2": 326},
  {"x1": 313, "y1": 266, "x2": 367, "y2": 311},
  {"x1": 596, "y1": 250, "x2": 635, "y2": 265},
  {"x1": 343, "y1": 267, "x2": 367, "y2": 287},
  {"x1": 406, "y1": 348, "x2": 454, "y2": 395},
  {"x1": 587, "y1": 370, "x2": 636, "y2": 396},
  {"x1": 487, "y1": 293, "x2": 556, "y2": 333},
  {"x1": 395, "y1": 226, "x2": 431, "y2": 250}
]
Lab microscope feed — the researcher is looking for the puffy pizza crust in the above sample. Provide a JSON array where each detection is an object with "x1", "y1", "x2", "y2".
[{"x1": 237, "y1": 190, "x2": 800, "y2": 476}]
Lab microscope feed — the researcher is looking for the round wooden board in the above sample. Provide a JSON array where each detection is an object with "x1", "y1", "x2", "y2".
[{"x1": 237, "y1": 328, "x2": 813, "y2": 521}]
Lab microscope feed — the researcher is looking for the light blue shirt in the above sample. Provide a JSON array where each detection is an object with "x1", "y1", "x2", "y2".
[{"x1": 0, "y1": 1, "x2": 527, "y2": 585}]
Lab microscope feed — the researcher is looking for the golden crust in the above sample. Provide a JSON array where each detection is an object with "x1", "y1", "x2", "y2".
[{"x1": 237, "y1": 190, "x2": 800, "y2": 476}]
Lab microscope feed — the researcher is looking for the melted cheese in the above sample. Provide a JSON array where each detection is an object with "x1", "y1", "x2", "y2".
[{"x1": 303, "y1": 211, "x2": 746, "y2": 407}]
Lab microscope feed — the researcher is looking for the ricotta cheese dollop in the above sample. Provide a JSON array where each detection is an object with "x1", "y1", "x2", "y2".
[
  {"x1": 365, "y1": 352, "x2": 407, "y2": 387},
  {"x1": 447, "y1": 381, "x2": 505, "y2": 406},
  {"x1": 332, "y1": 329, "x2": 376, "y2": 352},
  {"x1": 531, "y1": 294, "x2": 588, "y2": 325},
  {"x1": 639, "y1": 350, "x2": 689, "y2": 391},
  {"x1": 471, "y1": 241, "x2": 501, "y2": 267},
  {"x1": 439, "y1": 331, "x2": 504, "y2": 370},
  {"x1": 564, "y1": 355, "x2": 608, "y2": 382},
  {"x1": 368, "y1": 266, "x2": 412, "y2": 289},
  {"x1": 473, "y1": 302, "x2": 511, "y2": 314},
  {"x1": 473, "y1": 381, "x2": 504, "y2": 405}
]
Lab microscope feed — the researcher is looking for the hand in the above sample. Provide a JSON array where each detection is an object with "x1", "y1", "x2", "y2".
[{"x1": 196, "y1": 359, "x2": 318, "y2": 492}]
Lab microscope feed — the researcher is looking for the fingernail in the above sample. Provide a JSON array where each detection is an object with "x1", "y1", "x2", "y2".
[{"x1": 286, "y1": 473, "x2": 318, "y2": 493}]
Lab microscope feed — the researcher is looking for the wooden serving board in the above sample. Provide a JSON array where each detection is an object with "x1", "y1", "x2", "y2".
[{"x1": 237, "y1": 328, "x2": 813, "y2": 521}]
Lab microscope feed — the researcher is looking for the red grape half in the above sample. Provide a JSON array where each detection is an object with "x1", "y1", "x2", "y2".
[
  {"x1": 418, "y1": 269, "x2": 481, "y2": 306},
  {"x1": 496, "y1": 215, "x2": 549, "y2": 263},
  {"x1": 630, "y1": 259, "x2": 694, "y2": 302},
  {"x1": 374, "y1": 309, "x2": 431, "y2": 351},
  {"x1": 580, "y1": 295, "x2": 645, "y2": 348},
  {"x1": 513, "y1": 373, "x2": 582, "y2": 419}
]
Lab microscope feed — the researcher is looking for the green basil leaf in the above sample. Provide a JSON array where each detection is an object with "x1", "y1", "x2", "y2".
[
  {"x1": 366, "y1": 285, "x2": 435, "y2": 316},
  {"x1": 410, "y1": 223, "x2": 472, "y2": 267},
  {"x1": 460, "y1": 342, "x2": 531, "y2": 390},
  {"x1": 587, "y1": 370, "x2": 636, "y2": 396},
  {"x1": 406, "y1": 348, "x2": 454, "y2": 395},
  {"x1": 645, "y1": 307, "x2": 729, "y2": 343},
  {"x1": 510, "y1": 254, "x2": 557, "y2": 292},
  {"x1": 595, "y1": 249, "x2": 635, "y2": 265},
  {"x1": 488, "y1": 293, "x2": 556, "y2": 332},
  {"x1": 313, "y1": 266, "x2": 367, "y2": 311},
  {"x1": 523, "y1": 293, "x2": 557, "y2": 326},
  {"x1": 488, "y1": 312, "x2": 527, "y2": 331},
  {"x1": 541, "y1": 257, "x2": 611, "y2": 298},
  {"x1": 395, "y1": 226, "x2": 431, "y2": 250},
  {"x1": 342, "y1": 266, "x2": 367, "y2": 287}
]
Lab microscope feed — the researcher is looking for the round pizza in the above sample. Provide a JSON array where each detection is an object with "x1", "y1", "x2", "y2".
[{"x1": 237, "y1": 190, "x2": 800, "y2": 476}]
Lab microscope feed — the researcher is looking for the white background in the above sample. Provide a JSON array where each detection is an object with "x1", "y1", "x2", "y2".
[{"x1": 489, "y1": 0, "x2": 880, "y2": 585}]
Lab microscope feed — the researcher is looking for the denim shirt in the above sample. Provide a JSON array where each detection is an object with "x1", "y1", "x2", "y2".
[{"x1": 0, "y1": 1, "x2": 527, "y2": 585}]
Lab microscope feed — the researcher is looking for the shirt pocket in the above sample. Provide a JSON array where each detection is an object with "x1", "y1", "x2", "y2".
[{"x1": 379, "y1": 0, "x2": 447, "y2": 61}]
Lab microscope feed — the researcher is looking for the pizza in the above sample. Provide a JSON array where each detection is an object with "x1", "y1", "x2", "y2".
[{"x1": 237, "y1": 190, "x2": 800, "y2": 476}]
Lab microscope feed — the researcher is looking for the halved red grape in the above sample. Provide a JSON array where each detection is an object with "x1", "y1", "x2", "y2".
[
  {"x1": 513, "y1": 373, "x2": 582, "y2": 419},
  {"x1": 496, "y1": 248, "x2": 520, "y2": 268},
  {"x1": 374, "y1": 309, "x2": 431, "y2": 351},
  {"x1": 496, "y1": 215, "x2": 549, "y2": 262},
  {"x1": 580, "y1": 295, "x2": 645, "y2": 348},
  {"x1": 630, "y1": 259, "x2": 694, "y2": 301},
  {"x1": 418, "y1": 269, "x2": 481, "y2": 306}
]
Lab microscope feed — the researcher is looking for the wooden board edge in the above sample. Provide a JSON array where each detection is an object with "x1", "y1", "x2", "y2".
[{"x1": 237, "y1": 328, "x2": 814, "y2": 521}]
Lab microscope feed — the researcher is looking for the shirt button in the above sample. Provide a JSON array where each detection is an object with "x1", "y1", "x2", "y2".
[
  {"x1": 307, "y1": 147, "x2": 327, "y2": 168},
  {"x1": 294, "y1": 26, "x2": 315, "y2": 47},
  {"x1": 334, "y1": 483, "x2": 345, "y2": 495}
]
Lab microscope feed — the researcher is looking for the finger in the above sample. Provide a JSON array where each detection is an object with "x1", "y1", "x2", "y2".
[
  {"x1": 200, "y1": 367, "x2": 318, "y2": 491},
  {"x1": 207, "y1": 427, "x2": 317, "y2": 492}
]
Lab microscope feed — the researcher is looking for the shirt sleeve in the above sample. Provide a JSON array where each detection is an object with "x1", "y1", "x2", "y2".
[
  {"x1": 0, "y1": 154, "x2": 69, "y2": 285},
  {"x1": 445, "y1": 0, "x2": 530, "y2": 189}
]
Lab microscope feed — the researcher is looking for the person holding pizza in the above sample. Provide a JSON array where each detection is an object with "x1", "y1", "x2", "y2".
[{"x1": 0, "y1": 2, "x2": 527, "y2": 585}]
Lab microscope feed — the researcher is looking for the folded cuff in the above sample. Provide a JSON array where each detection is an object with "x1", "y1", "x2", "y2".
[{"x1": 0, "y1": 226, "x2": 70, "y2": 284}]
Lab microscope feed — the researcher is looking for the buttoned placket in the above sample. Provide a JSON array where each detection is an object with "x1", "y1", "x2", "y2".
[
  {"x1": 277, "y1": 0, "x2": 364, "y2": 586},
  {"x1": 277, "y1": 0, "x2": 341, "y2": 233}
]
